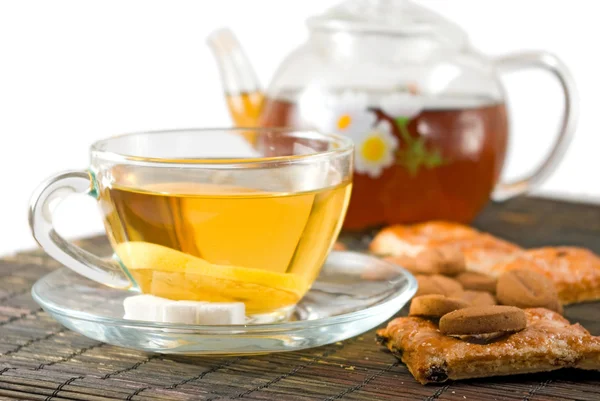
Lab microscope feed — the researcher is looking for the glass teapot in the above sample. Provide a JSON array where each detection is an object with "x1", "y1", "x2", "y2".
[{"x1": 207, "y1": 0, "x2": 578, "y2": 231}]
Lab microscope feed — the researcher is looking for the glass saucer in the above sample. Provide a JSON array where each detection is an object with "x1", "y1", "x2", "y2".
[{"x1": 32, "y1": 251, "x2": 416, "y2": 355}]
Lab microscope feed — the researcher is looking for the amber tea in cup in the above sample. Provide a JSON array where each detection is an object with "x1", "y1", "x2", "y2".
[{"x1": 29, "y1": 128, "x2": 353, "y2": 322}]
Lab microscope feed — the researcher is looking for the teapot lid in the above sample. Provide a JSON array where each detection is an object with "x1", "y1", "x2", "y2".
[{"x1": 307, "y1": 0, "x2": 467, "y2": 47}]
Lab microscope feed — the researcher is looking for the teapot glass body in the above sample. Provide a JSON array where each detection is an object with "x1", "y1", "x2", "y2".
[{"x1": 209, "y1": 0, "x2": 577, "y2": 230}]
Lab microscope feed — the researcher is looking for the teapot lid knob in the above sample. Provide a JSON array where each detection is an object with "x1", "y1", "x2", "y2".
[{"x1": 307, "y1": 0, "x2": 467, "y2": 47}]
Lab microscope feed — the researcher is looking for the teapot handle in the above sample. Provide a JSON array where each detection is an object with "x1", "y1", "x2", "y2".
[{"x1": 491, "y1": 52, "x2": 579, "y2": 201}]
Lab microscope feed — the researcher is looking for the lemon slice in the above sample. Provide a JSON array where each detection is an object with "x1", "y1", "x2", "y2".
[
  {"x1": 115, "y1": 242, "x2": 309, "y2": 312},
  {"x1": 149, "y1": 271, "x2": 302, "y2": 312}
]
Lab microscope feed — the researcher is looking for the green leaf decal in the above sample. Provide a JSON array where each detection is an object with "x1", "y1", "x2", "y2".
[{"x1": 393, "y1": 117, "x2": 447, "y2": 176}]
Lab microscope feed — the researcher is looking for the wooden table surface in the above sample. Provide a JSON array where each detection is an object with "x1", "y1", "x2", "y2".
[{"x1": 1, "y1": 196, "x2": 599, "y2": 400}]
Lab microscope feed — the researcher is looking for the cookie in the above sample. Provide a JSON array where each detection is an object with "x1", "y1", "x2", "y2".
[
  {"x1": 454, "y1": 290, "x2": 497, "y2": 306},
  {"x1": 439, "y1": 305, "x2": 527, "y2": 335},
  {"x1": 409, "y1": 295, "x2": 470, "y2": 318},
  {"x1": 455, "y1": 271, "x2": 497, "y2": 294},
  {"x1": 415, "y1": 274, "x2": 464, "y2": 297},
  {"x1": 496, "y1": 268, "x2": 561, "y2": 313}
]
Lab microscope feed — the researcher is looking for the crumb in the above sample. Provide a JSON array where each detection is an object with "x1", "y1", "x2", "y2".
[
  {"x1": 345, "y1": 366, "x2": 355, "y2": 371},
  {"x1": 364, "y1": 357, "x2": 369, "y2": 360},
  {"x1": 335, "y1": 342, "x2": 343, "y2": 345}
]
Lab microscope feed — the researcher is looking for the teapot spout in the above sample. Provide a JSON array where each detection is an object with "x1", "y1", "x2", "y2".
[{"x1": 207, "y1": 28, "x2": 264, "y2": 128}]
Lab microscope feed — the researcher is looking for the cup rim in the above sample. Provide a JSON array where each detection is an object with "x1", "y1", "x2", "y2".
[{"x1": 90, "y1": 127, "x2": 354, "y2": 168}]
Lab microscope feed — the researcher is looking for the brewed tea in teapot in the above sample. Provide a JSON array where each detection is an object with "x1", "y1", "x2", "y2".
[{"x1": 257, "y1": 89, "x2": 508, "y2": 229}]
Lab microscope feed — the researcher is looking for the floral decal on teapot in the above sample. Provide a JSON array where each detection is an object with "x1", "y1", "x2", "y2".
[
  {"x1": 314, "y1": 89, "x2": 446, "y2": 177},
  {"x1": 317, "y1": 92, "x2": 398, "y2": 178}
]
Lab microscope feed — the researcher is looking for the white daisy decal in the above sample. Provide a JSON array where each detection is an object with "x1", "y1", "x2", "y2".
[
  {"x1": 354, "y1": 120, "x2": 399, "y2": 178},
  {"x1": 315, "y1": 91, "x2": 376, "y2": 137},
  {"x1": 380, "y1": 93, "x2": 424, "y2": 119}
]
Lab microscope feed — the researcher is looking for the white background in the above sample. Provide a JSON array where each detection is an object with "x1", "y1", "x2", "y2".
[{"x1": 0, "y1": 0, "x2": 598, "y2": 256}]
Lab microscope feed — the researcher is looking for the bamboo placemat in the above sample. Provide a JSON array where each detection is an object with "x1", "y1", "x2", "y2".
[{"x1": 0, "y1": 196, "x2": 599, "y2": 400}]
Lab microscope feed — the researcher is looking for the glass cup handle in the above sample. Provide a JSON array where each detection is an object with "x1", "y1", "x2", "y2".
[
  {"x1": 29, "y1": 170, "x2": 131, "y2": 289},
  {"x1": 491, "y1": 51, "x2": 579, "y2": 201}
]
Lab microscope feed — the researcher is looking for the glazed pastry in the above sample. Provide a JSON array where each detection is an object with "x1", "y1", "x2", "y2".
[
  {"x1": 370, "y1": 221, "x2": 479, "y2": 257},
  {"x1": 385, "y1": 247, "x2": 466, "y2": 276},
  {"x1": 370, "y1": 221, "x2": 522, "y2": 273},
  {"x1": 451, "y1": 234, "x2": 523, "y2": 273},
  {"x1": 490, "y1": 247, "x2": 600, "y2": 305},
  {"x1": 377, "y1": 308, "x2": 600, "y2": 384}
]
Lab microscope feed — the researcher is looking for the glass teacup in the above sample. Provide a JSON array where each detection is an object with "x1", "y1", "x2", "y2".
[{"x1": 29, "y1": 128, "x2": 353, "y2": 322}]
